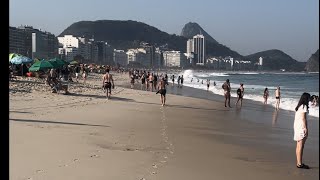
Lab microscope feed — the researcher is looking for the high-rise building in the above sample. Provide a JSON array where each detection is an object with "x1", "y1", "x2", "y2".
[
  {"x1": 17, "y1": 25, "x2": 58, "y2": 59},
  {"x1": 192, "y1": 34, "x2": 206, "y2": 65},
  {"x1": 9, "y1": 26, "x2": 25, "y2": 55}
]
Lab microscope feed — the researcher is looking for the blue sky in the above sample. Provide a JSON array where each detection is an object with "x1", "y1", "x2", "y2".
[{"x1": 9, "y1": 0, "x2": 319, "y2": 61}]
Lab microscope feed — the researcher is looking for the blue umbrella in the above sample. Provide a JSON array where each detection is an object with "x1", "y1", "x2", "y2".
[{"x1": 10, "y1": 56, "x2": 33, "y2": 65}]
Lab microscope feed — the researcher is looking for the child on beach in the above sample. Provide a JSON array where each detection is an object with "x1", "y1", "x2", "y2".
[{"x1": 293, "y1": 92, "x2": 311, "y2": 169}]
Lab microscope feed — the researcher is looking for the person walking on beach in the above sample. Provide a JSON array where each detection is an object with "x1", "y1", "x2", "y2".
[
  {"x1": 180, "y1": 75, "x2": 184, "y2": 88},
  {"x1": 141, "y1": 72, "x2": 146, "y2": 90},
  {"x1": 263, "y1": 88, "x2": 269, "y2": 104},
  {"x1": 222, "y1": 79, "x2": 231, "y2": 108},
  {"x1": 294, "y1": 92, "x2": 311, "y2": 169},
  {"x1": 149, "y1": 73, "x2": 154, "y2": 92},
  {"x1": 102, "y1": 69, "x2": 114, "y2": 100},
  {"x1": 177, "y1": 76, "x2": 181, "y2": 87},
  {"x1": 156, "y1": 77, "x2": 167, "y2": 106},
  {"x1": 235, "y1": 83, "x2": 244, "y2": 107},
  {"x1": 206, "y1": 79, "x2": 210, "y2": 91},
  {"x1": 171, "y1": 75, "x2": 175, "y2": 86},
  {"x1": 130, "y1": 73, "x2": 135, "y2": 89},
  {"x1": 275, "y1": 86, "x2": 281, "y2": 110}
]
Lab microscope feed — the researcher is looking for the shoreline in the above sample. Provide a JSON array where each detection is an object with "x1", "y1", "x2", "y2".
[{"x1": 10, "y1": 72, "x2": 319, "y2": 180}]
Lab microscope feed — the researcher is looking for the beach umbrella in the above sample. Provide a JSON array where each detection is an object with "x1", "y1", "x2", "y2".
[
  {"x1": 69, "y1": 60, "x2": 79, "y2": 65},
  {"x1": 10, "y1": 56, "x2": 33, "y2": 65},
  {"x1": 9, "y1": 53, "x2": 21, "y2": 61},
  {"x1": 48, "y1": 58, "x2": 69, "y2": 67},
  {"x1": 29, "y1": 60, "x2": 56, "y2": 72}
]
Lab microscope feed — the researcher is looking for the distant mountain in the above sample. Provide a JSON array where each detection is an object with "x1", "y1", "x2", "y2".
[
  {"x1": 181, "y1": 22, "x2": 219, "y2": 44},
  {"x1": 245, "y1": 49, "x2": 306, "y2": 71},
  {"x1": 59, "y1": 20, "x2": 243, "y2": 58},
  {"x1": 59, "y1": 20, "x2": 187, "y2": 51},
  {"x1": 305, "y1": 49, "x2": 319, "y2": 72},
  {"x1": 180, "y1": 22, "x2": 242, "y2": 58}
]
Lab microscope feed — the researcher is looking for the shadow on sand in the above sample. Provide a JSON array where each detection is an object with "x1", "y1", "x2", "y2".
[{"x1": 10, "y1": 118, "x2": 110, "y2": 128}]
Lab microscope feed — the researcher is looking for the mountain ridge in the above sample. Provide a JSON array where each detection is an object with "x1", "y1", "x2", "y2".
[
  {"x1": 59, "y1": 20, "x2": 243, "y2": 58},
  {"x1": 245, "y1": 49, "x2": 306, "y2": 71}
]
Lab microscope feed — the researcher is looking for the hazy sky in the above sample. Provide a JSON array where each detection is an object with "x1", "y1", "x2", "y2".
[{"x1": 10, "y1": 0, "x2": 319, "y2": 61}]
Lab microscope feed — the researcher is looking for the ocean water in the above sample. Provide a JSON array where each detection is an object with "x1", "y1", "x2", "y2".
[{"x1": 168, "y1": 70, "x2": 319, "y2": 118}]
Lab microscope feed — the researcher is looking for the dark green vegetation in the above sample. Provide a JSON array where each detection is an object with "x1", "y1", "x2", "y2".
[
  {"x1": 305, "y1": 49, "x2": 319, "y2": 72},
  {"x1": 245, "y1": 49, "x2": 306, "y2": 71}
]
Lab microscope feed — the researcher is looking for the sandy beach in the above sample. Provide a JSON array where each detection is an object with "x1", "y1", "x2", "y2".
[{"x1": 9, "y1": 72, "x2": 319, "y2": 180}]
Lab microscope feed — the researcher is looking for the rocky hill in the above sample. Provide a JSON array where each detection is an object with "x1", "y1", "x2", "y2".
[
  {"x1": 181, "y1": 22, "x2": 219, "y2": 44},
  {"x1": 305, "y1": 49, "x2": 319, "y2": 72},
  {"x1": 59, "y1": 20, "x2": 242, "y2": 58},
  {"x1": 245, "y1": 49, "x2": 306, "y2": 71}
]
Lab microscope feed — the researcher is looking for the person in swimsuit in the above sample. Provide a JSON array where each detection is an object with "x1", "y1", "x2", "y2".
[
  {"x1": 293, "y1": 92, "x2": 311, "y2": 169},
  {"x1": 102, "y1": 69, "x2": 114, "y2": 99},
  {"x1": 171, "y1": 75, "x2": 175, "y2": 86},
  {"x1": 141, "y1": 73, "x2": 146, "y2": 90},
  {"x1": 275, "y1": 86, "x2": 281, "y2": 110},
  {"x1": 130, "y1": 73, "x2": 135, "y2": 89},
  {"x1": 235, "y1": 83, "x2": 244, "y2": 108},
  {"x1": 206, "y1": 79, "x2": 210, "y2": 91},
  {"x1": 149, "y1": 73, "x2": 154, "y2": 92},
  {"x1": 156, "y1": 77, "x2": 167, "y2": 106},
  {"x1": 180, "y1": 75, "x2": 184, "y2": 88},
  {"x1": 263, "y1": 87, "x2": 269, "y2": 104},
  {"x1": 222, "y1": 79, "x2": 231, "y2": 108}
]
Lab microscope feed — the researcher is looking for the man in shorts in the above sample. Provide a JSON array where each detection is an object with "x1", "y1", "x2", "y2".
[
  {"x1": 156, "y1": 77, "x2": 167, "y2": 106},
  {"x1": 102, "y1": 69, "x2": 114, "y2": 100}
]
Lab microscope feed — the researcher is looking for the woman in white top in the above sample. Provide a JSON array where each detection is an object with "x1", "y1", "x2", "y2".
[{"x1": 293, "y1": 92, "x2": 311, "y2": 169}]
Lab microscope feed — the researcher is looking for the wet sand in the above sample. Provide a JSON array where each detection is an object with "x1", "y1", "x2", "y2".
[{"x1": 10, "y1": 72, "x2": 319, "y2": 180}]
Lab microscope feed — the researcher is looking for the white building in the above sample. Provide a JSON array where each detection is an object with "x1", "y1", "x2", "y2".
[
  {"x1": 192, "y1": 34, "x2": 206, "y2": 65},
  {"x1": 259, "y1": 57, "x2": 263, "y2": 66},
  {"x1": 163, "y1": 51, "x2": 188, "y2": 67}
]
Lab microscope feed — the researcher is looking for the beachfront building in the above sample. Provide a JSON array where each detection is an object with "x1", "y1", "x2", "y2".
[
  {"x1": 206, "y1": 56, "x2": 253, "y2": 70},
  {"x1": 11, "y1": 25, "x2": 58, "y2": 59},
  {"x1": 154, "y1": 48, "x2": 163, "y2": 68},
  {"x1": 163, "y1": 51, "x2": 188, "y2": 68},
  {"x1": 114, "y1": 49, "x2": 127, "y2": 67},
  {"x1": 9, "y1": 26, "x2": 26, "y2": 55},
  {"x1": 192, "y1": 34, "x2": 206, "y2": 66},
  {"x1": 58, "y1": 35, "x2": 113, "y2": 64}
]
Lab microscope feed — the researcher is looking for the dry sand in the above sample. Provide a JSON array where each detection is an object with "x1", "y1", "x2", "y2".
[{"x1": 10, "y1": 72, "x2": 319, "y2": 180}]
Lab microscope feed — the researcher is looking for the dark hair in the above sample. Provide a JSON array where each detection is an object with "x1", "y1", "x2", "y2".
[
  {"x1": 264, "y1": 87, "x2": 268, "y2": 92},
  {"x1": 226, "y1": 79, "x2": 229, "y2": 82},
  {"x1": 295, "y1": 92, "x2": 311, "y2": 111},
  {"x1": 106, "y1": 68, "x2": 110, "y2": 73}
]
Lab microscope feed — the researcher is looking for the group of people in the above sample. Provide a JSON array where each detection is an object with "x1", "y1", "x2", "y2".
[
  {"x1": 221, "y1": 78, "x2": 315, "y2": 169},
  {"x1": 171, "y1": 75, "x2": 184, "y2": 88}
]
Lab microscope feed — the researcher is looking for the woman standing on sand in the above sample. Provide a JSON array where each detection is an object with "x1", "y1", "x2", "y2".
[
  {"x1": 294, "y1": 92, "x2": 311, "y2": 169},
  {"x1": 263, "y1": 88, "x2": 269, "y2": 104},
  {"x1": 275, "y1": 86, "x2": 281, "y2": 110}
]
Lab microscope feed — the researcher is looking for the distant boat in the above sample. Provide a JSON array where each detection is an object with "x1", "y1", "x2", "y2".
[{"x1": 280, "y1": 69, "x2": 286, "y2": 72}]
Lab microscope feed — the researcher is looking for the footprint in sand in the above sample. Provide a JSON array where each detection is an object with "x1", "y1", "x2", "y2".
[
  {"x1": 35, "y1": 169, "x2": 44, "y2": 173},
  {"x1": 90, "y1": 154, "x2": 99, "y2": 158},
  {"x1": 152, "y1": 164, "x2": 157, "y2": 168}
]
